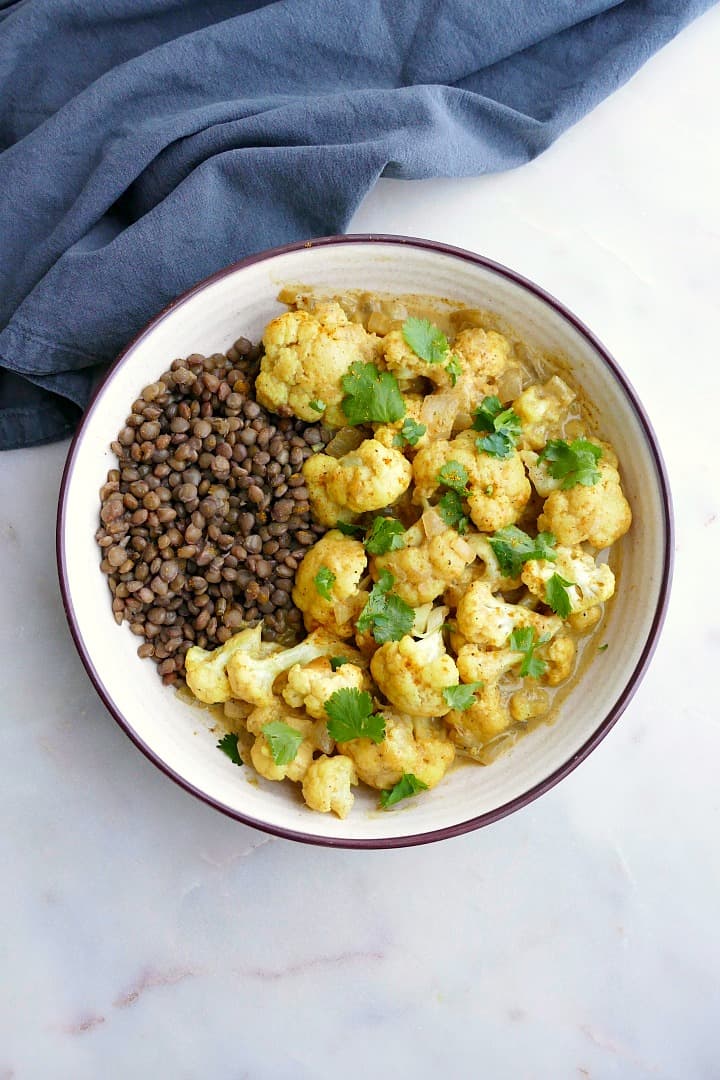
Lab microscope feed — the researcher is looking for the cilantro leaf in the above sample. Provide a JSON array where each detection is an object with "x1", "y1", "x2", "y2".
[
  {"x1": 476, "y1": 432, "x2": 514, "y2": 459},
  {"x1": 539, "y1": 438, "x2": 602, "y2": 489},
  {"x1": 437, "y1": 489, "x2": 469, "y2": 534},
  {"x1": 393, "y1": 417, "x2": 426, "y2": 448},
  {"x1": 262, "y1": 720, "x2": 304, "y2": 765},
  {"x1": 489, "y1": 526, "x2": 557, "y2": 578},
  {"x1": 341, "y1": 362, "x2": 406, "y2": 425},
  {"x1": 445, "y1": 354, "x2": 462, "y2": 386},
  {"x1": 380, "y1": 773, "x2": 429, "y2": 809},
  {"x1": 308, "y1": 399, "x2": 325, "y2": 413},
  {"x1": 402, "y1": 318, "x2": 449, "y2": 364},
  {"x1": 509, "y1": 627, "x2": 550, "y2": 679},
  {"x1": 598, "y1": 643, "x2": 609, "y2": 652},
  {"x1": 336, "y1": 520, "x2": 364, "y2": 537},
  {"x1": 330, "y1": 656, "x2": 351, "y2": 671},
  {"x1": 546, "y1": 572, "x2": 574, "y2": 618},
  {"x1": 473, "y1": 396, "x2": 522, "y2": 458},
  {"x1": 217, "y1": 732, "x2": 243, "y2": 766},
  {"x1": 365, "y1": 516, "x2": 406, "y2": 555},
  {"x1": 325, "y1": 688, "x2": 386, "y2": 744},
  {"x1": 437, "y1": 460, "x2": 470, "y2": 495},
  {"x1": 356, "y1": 570, "x2": 415, "y2": 644},
  {"x1": 442, "y1": 682, "x2": 484, "y2": 711},
  {"x1": 314, "y1": 565, "x2": 336, "y2": 601}
]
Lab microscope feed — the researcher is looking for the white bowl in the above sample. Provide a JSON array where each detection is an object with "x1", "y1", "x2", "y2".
[{"x1": 57, "y1": 235, "x2": 673, "y2": 848}]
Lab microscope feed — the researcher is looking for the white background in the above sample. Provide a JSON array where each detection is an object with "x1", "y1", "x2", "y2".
[{"x1": 2, "y1": 6, "x2": 719, "y2": 1077}]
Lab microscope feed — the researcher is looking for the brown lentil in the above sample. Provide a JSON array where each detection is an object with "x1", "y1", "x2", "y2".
[{"x1": 96, "y1": 337, "x2": 328, "y2": 685}]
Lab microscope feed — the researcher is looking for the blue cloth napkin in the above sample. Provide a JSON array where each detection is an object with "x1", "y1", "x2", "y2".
[{"x1": 0, "y1": 0, "x2": 714, "y2": 449}]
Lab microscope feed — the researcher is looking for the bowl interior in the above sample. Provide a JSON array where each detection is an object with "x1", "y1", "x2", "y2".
[{"x1": 59, "y1": 238, "x2": 670, "y2": 846}]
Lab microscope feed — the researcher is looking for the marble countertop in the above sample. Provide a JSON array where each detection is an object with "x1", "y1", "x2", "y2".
[{"x1": 2, "y1": 8, "x2": 719, "y2": 1078}]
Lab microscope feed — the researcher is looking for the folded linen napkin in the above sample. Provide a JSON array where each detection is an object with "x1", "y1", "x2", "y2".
[{"x1": 0, "y1": 0, "x2": 714, "y2": 449}]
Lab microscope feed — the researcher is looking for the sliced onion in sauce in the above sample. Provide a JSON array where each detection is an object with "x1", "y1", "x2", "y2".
[{"x1": 421, "y1": 505, "x2": 447, "y2": 538}]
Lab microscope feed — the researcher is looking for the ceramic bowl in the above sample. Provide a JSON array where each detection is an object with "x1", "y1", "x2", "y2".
[{"x1": 57, "y1": 235, "x2": 672, "y2": 848}]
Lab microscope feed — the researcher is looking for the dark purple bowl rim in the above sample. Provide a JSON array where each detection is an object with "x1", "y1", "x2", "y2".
[{"x1": 56, "y1": 232, "x2": 674, "y2": 850}]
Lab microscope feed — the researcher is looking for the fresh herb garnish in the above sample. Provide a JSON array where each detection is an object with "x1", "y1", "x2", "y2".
[
  {"x1": 356, "y1": 570, "x2": 415, "y2": 644},
  {"x1": 436, "y1": 460, "x2": 470, "y2": 495},
  {"x1": 308, "y1": 399, "x2": 325, "y2": 413},
  {"x1": 262, "y1": 720, "x2": 304, "y2": 765},
  {"x1": 330, "y1": 656, "x2": 351, "y2": 671},
  {"x1": 509, "y1": 627, "x2": 551, "y2": 679},
  {"x1": 546, "y1": 573, "x2": 574, "y2": 618},
  {"x1": 437, "y1": 489, "x2": 469, "y2": 534},
  {"x1": 539, "y1": 438, "x2": 602, "y2": 489},
  {"x1": 597, "y1": 643, "x2": 609, "y2": 652},
  {"x1": 393, "y1": 417, "x2": 427, "y2": 448},
  {"x1": 380, "y1": 773, "x2": 429, "y2": 809},
  {"x1": 442, "y1": 682, "x2": 484, "y2": 711},
  {"x1": 489, "y1": 526, "x2": 557, "y2": 578},
  {"x1": 473, "y1": 395, "x2": 522, "y2": 459},
  {"x1": 402, "y1": 318, "x2": 450, "y2": 364},
  {"x1": 445, "y1": 354, "x2": 462, "y2": 386},
  {"x1": 325, "y1": 688, "x2": 386, "y2": 744},
  {"x1": 217, "y1": 732, "x2": 243, "y2": 766},
  {"x1": 313, "y1": 565, "x2": 336, "y2": 601},
  {"x1": 341, "y1": 362, "x2": 406, "y2": 425},
  {"x1": 335, "y1": 520, "x2": 364, "y2": 537},
  {"x1": 365, "y1": 516, "x2": 406, "y2": 555}
]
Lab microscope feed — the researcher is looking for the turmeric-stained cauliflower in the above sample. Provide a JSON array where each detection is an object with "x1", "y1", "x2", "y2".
[
  {"x1": 456, "y1": 581, "x2": 561, "y2": 649},
  {"x1": 226, "y1": 627, "x2": 342, "y2": 706},
  {"x1": 256, "y1": 302, "x2": 380, "y2": 425},
  {"x1": 372, "y1": 522, "x2": 475, "y2": 606},
  {"x1": 412, "y1": 429, "x2": 531, "y2": 533},
  {"x1": 513, "y1": 376, "x2": 576, "y2": 450},
  {"x1": 185, "y1": 625, "x2": 280, "y2": 704},
  {"x1": 443, "y1": 533, "x2": 520, "y2": 607},
  {"x1": 339, "y1": 711, "x2": 454, "y2": 791},
  {"x1": 373, "y1": 394, "x2": 431, "y2": 452},
  {"x1": 303, "y1": 438, "x2": 412, "y2": 526},
  {"x1": 282, "y1": 658, "x2": 369, "y2": 720},
  {"x1": 538, "y1": 456, "x2": 632, "y2": 549},
  {"x1": 381, "y1": 329, "x2": 453, "y2": 389},
  {"x1": 521, "y1": 545, "x2": 615, "y2": 615},
  {"x1": 370, "y1": 627, "x2": 458, "y2": 718},
  {"x1": 302, "y1": 755, "x2": 358, "y2": 819},
  {"x1": 446, "y1": 646, "x2": 522, "y2": 754},
  {"x1": 451, "y1": 327, "x2": 513, "y2": 413},
  {"x1": 291, "y1": 530, "x2": 367, "y2": 638},
  {"x1": 245, "y1": 702, "x2": 316, "y2": 783}
]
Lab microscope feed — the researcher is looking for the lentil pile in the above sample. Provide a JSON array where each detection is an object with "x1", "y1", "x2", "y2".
[{"x1": 96, "y1": 338, "x2": 329, "y2": 686}]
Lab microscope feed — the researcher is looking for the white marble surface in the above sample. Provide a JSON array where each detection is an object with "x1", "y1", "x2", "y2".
[{"x1": 2, "y1": 7, "x2": 720, "y2": 1077}]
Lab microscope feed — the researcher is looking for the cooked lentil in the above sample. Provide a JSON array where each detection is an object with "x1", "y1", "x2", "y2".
[{"x1": 96, "y1": 338, "x2": 330, "y2": 686}]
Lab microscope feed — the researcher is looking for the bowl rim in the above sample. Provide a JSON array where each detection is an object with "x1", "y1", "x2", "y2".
[{"x1": 56, "y1": 232, "x2": 674, "y2": 849}]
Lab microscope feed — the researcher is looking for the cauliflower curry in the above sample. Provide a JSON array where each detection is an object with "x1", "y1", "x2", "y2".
[{"x1": 185, "y1": 290, "x2": 632, "y2": 819}]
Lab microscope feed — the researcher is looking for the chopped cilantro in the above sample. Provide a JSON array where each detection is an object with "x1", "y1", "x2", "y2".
[
  {"x1": 393, "y1": 417, "x2": 427, "y2": 448},
  {"x1": 356, "y1": 569, "x2": 415, "y2": 644},
  {"x1": 437, "y1": 460, "x2": 470, "y2": 495},
  {"x1": 341, "y1": 362, "x2": 406, "y2": 425},
  {"x1": 442, "y1": 682, "x2": 484, "y2": 711},
  {"x1": 308, "y1": 399, "x2": 325, "y2": 413},
  {"x1": 313, "y1": 565, "x2": 336, "y2": 601},
  {"x1": 445, "y1": 354, "x2": 462, "y2": 386},
  {"x1": 365, "y1": 516, "x2": 406, "y2": 555},
  {"x1": 473, "y1": 396, "x2": 522, "y2": 458},
  {"x1": 402, "y1": 318, "x2": 450, "y2": 364},
  {"x1": 489, "y1": 526, "x2": 557, "y2": 578},
  {"x1": 336, "y1": 520, "x2": 364, "y2": 537},
  {"x1": 437, "y1": 489, "x2": 469, "y2": 534},
  {"x1": 597, "y1": 643, "x2": 609, "y2": 652},
  {"x1": 539, "y1": 438, "x2": 602, "y2": 489},
  {"x1": 217, "y1": 732, "x2": 243, "y2": 766},
  {"x1": 325, "y1": 688, "x2": 386, "y2": 744},
  {"x1": 546, "y1": 573, "x2": 574, "y2": 618},
  {"x1": 380, "y1": 773, "x2": 429, "y2": 809},
  {"x1": 262, "y1": 720, "x2": 304, "y2": 765},
  {"x1": 509, "y1": 627, "x2": 551, "y2": 679},
  {"x1": 330, "y1": 656, "x2": 351, "y2": 671}
]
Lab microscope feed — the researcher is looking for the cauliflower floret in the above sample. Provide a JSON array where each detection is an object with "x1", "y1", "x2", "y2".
[
  {"x1": 339, "y1": 711, "x2": 454, "y2": 790},
  {"x1": 451, "y1": 327, "x2": 513, "y2": 413},
  {"x1": 282, "y1": 658, "x2": 370, "y2": 720},
  {"x1": 372, "y1": 522, "x2": 475, "y2": 606},
  {"x1": 538, "y1": 457, "x2": 632, "y2": 549},
  {"x1": 256, "y1": 303, "x2": 380, "y2": 425},
  {"x1": 382, "y1": 329, "x2": 453, "y2": 388},
  {"x1": 227, "y1": 627, "x2": 344, "y2": 706},
  {"x1": 509, "y1": 686, "x2": 550, "y2": 723},
  {"x1": 446, "y1": 645, "x2": 521, "y2": 754},
  {"x1": 373, "y1": 395, "x2": 431, "y2": 452},
  {"x1": 370, "y1": 627, "x2": 459, "y2": 718},
  {"x1": 520, "y1": 545, "x2": 615, "y2": 615},
  {"x1": 540, "y1": 635, "x2": 576, "y2": 686},
  {"x1": 185, "y1": 625, "x2": 280, "y2": 704},
  {"x1": 513, "y1": 376, "x2": 576, "y2": 450},
  {"x1": 567, "y1": 605, "x2": 603, "y2": 634},
  {"x1": 292, "y1": 530, "x2": 367, "y2": 638},
  {"x1": 303, "y1": 439, "x2": 412, "y2": 526},
  {"x1": 443, "y1": 532, "x2": 520, "y2": 607},
  {"x1": 245, "y1": 701, "x2": 317, "y2": 782},
  {"x1": 302, "y1": 755, "x2": 358, "y2": 819},
  {"x1": 456, "y1": 581, "x2": 561, "y2": 648},
  {"x1": 412, "y1": 429, "x2": 531, "y2": 533}
]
